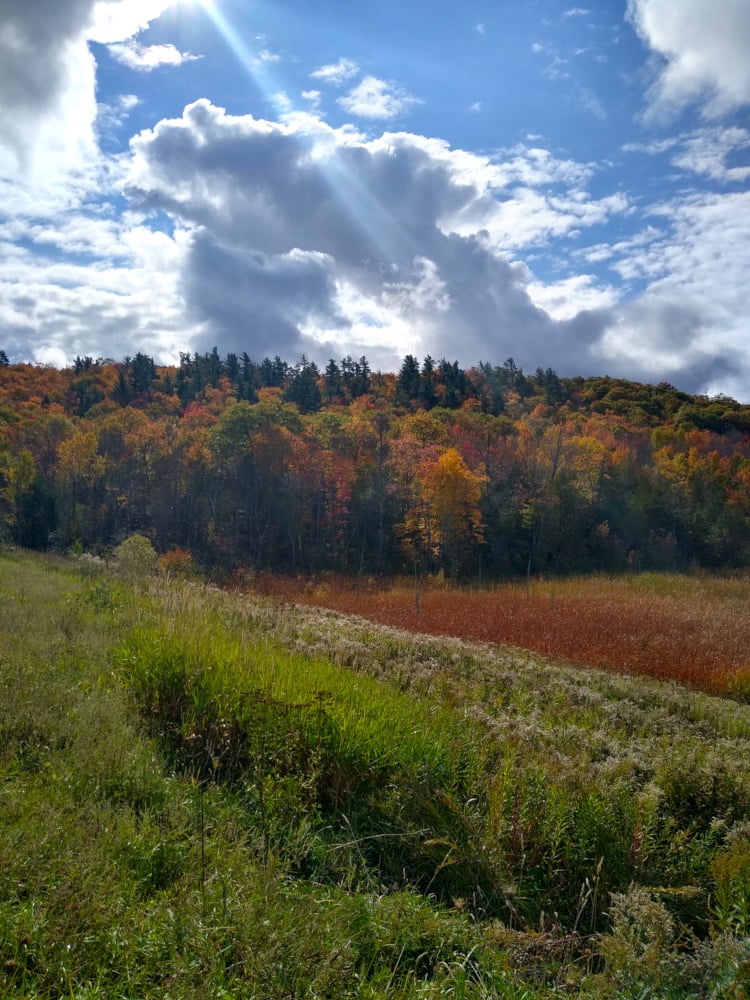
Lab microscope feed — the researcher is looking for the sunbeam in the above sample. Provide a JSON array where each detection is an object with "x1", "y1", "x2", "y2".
[{"x1": 194, "y1": 2, "x2": 413, "y2": 268}]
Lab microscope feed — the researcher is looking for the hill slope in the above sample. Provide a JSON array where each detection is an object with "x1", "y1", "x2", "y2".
[{"x1": 2, "y1": 550, "x2": 750, "y2": 997}]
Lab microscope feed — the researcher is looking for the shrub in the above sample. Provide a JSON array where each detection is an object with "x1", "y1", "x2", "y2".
[
  {"x1": 113, "y1": 534, "x2": 158, "y2": 580},
  {"x1": 158, "y1": 547, "x2": 198, "y2": 580},
  {"x1": 600, "y1": 885, "x2": 676, "y2": 989}
]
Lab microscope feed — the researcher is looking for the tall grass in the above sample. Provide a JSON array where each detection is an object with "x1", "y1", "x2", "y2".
[{"x1": 2, "y1": 550, "x2": 750, "y2": 998}]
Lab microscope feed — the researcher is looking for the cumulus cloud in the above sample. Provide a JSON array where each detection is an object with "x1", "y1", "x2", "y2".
[
  {"x1": 526, "y1": 274, "x2": 618, "y2": 320},
  {"x1": 108, "y1": 40, "x2": 201, "y2": 71},
  {"x1": 116, "y1": 95, "x2": 750, "y2": 392},
  {"x1": 0, "y1": 0, "x2": 198, "y2": 365},
  {"x1": 628, "y1": 0, "x2": 750, "y2": 118},
  {"x1": 88, "y1": 0, "x2": 172, "y2": 44},
  {"x1": 338, "y1": 77, "x2": 421, "y2": 119},
  {"x1": 0, "y1": 0, "x2": 98, "y2": 182},
  {"x1": 122, "y1": 99, "x2": 634, "y2": 371},
  {"x1": 183, "y1": 235, "x2": 343, "y2": 359}
]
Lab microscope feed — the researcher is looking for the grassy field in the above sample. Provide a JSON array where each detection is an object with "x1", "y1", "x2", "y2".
[
  {"x1": 2, "y1": 550, "x2": 750, "y2": 998},
  {"x1": 260, "y1": 571, "x2": 750, "y2": 698}
]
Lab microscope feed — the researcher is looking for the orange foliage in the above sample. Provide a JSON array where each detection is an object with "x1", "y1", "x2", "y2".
[{"x1": 158, "y1": 547, "x2": 197, "y2": 577}]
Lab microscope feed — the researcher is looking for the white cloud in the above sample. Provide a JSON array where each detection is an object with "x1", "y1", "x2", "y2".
[
  {"x1": 88, "y1": 0, "x2": 172, "y2": 44},
  {"x1": 310, "y1": 58, "x2": 359, "y2": 86},
  {"x1": 382, "y1": 257, "x2": 452, "y2": 315},
  {"x1": 526, "y1": 274, "x2": 617, "y2": 320},
  {"x1": 256, "y1": 49, "x2": 282, "y2": 64},
  {"x1": 497, "y1": 146, "x2": 595, "y2": 188},
  {"x1": 121, "y1": 100, "x2": 635, "y2": 372},
  {"x1": 0, "y1": 215, "x2": 197, "y2": 365},
  {"x1": 542, "y1": 56, "x2": 570, "y2": 81},
  {"x1": 338, "y1": 76, "x2": 421, "y2": 119},
  {"x1": 563, "y1": 7, "x2": 590, "y2": 16},
  {"x1": 0, "y1": 0, "x2": 173, "y2": 196},
  {"x1": 469, "y1": 102, "x2": 483, "y2": 113},
  {"x1": 624, "y1": 126, "x2": 750, "y2": 183},
  {"x1": 576, "y1": 86, "x2": 606, "y2": 119},
  {"x1": 97, "y1": 93, "x2": 140, "y2": 133},
  {"x1": 121, "y1": 96, "x2": 750, "y2": 394},
  {"x1": 671, "y1": 127, "x2": 750, "y2": 182},
  {"x1": 476, "y1": 188, "x2": 628, "y2": 250},
  {"x1": 301, "y1": 90, "x2": 321, "y2": 109},
  {"x1": 272, "y1": 91, "x2": 293, "y2": 113},
  {"x1": 621, "y1": 137, "x2": 678, "y2": 155},
  {"x1": 628, "y1": 0, "x2": 750, "y2": 118},
  {"x1": 588, "y1": 187, "x2": 750, "y2": 390},
  {"x1": 108, "y1": 40, "x2": 200, "y2": 71}
]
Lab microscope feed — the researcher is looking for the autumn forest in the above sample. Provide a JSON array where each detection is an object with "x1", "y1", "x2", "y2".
[{"x1": 3, "y1": 349, "x2": 750, "y2": 578}]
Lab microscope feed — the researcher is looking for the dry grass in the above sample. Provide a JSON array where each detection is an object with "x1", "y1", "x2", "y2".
[{"x1": 256, "y1": 572, "x2": 750, "y2": 697}]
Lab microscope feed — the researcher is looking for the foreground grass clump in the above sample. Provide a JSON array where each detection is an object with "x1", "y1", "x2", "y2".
[{"x1": 2, "y1": 549, "x2": 750, "y2": 998}]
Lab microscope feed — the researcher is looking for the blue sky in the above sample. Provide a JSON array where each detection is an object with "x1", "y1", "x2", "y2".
[{"x1": 1, "y1": 0, "x2": 749, "y2": 397}]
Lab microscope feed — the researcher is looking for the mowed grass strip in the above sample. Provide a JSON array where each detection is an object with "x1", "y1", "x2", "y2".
[{"x1": 260, "y1": 572, "x2": 750, "y2": 696}]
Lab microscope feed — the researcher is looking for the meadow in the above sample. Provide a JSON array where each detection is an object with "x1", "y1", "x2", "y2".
[
  {"x1": 263, "y1": 571, "x2": 750, "y2": 698},
  {"x1": 2, "y1": 549, "x2": 750, "y2": 998}
]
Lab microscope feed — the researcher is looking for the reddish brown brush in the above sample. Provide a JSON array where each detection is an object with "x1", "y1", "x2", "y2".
[{"x1": 258, "y1": 574, "x2": 750, "y2": 697}]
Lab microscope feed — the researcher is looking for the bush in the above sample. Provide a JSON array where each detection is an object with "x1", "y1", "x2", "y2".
[
  {"x1": 158, "y1": 548, "x2": 198, "y2": 580},
  {"x1": 113, "y1": 534, "x2": 158, "y2": 580}
]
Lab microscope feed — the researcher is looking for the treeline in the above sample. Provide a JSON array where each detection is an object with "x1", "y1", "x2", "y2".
[{"x1": 3, "y1": 349, "x2": 750, "y2": 577}]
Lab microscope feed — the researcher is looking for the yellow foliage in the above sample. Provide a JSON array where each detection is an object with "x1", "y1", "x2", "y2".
[{"x1": 397, "y1": 447, "x2": 487, "y2": 571}]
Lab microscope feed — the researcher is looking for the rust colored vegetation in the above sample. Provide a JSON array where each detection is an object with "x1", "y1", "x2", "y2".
[{"x1": 260, "y1": 572, "x2": 750, "y2": 698}]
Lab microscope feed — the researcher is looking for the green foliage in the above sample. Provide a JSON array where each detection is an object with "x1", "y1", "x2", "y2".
[
  {"x1": 711, "y1": 834, "x2": 750, "y2": 936},
  {"x1": 112, "y1": 533, "x2": 158, "y2": 579}
]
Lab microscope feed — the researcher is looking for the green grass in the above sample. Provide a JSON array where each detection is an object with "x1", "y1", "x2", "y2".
[{"x1": 2, "y1": 548, "x2": 750, "y2": 998}]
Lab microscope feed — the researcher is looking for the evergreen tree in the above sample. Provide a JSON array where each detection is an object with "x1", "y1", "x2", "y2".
[
  {"x1": 284, "y1": 357, "x2": 321, "y2": 413},
  {"x1": 324, "y1": 359, "x2": 343, "y2": 401},
  {"x1": 397, "y1": 355, "x2": 421, "y2": 404},
  {"x1": 419, "y1": 355, "x2": 437, "y2": 408},
  {"x1": 260, "y1": 356, "x2": 288, "y2": 387},
  {"x1": 438, "y1": 359, "x2": 468, "y2": 409}
]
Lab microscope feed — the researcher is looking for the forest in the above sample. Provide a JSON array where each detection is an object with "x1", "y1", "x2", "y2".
[{"x1": 3, "y1": 348, "x2": 750, "y2": 578}]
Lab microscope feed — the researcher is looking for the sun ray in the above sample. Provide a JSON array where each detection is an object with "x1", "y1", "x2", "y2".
[{"x1": 194, "y1": 1, "x2": 413, "y2": 268}]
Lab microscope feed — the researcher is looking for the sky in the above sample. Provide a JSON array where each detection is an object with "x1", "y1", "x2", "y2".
[{"x1": 1, "y1": 0, "x2": 749, "y2": 398}]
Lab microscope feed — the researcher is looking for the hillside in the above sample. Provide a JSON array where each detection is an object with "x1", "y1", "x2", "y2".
[
  {"x1": 3, "y1": 352, "x2": 750, "y2": 578},
  {"x1": 2, "y1": 549, "x2": 750, "y2": 998}
]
